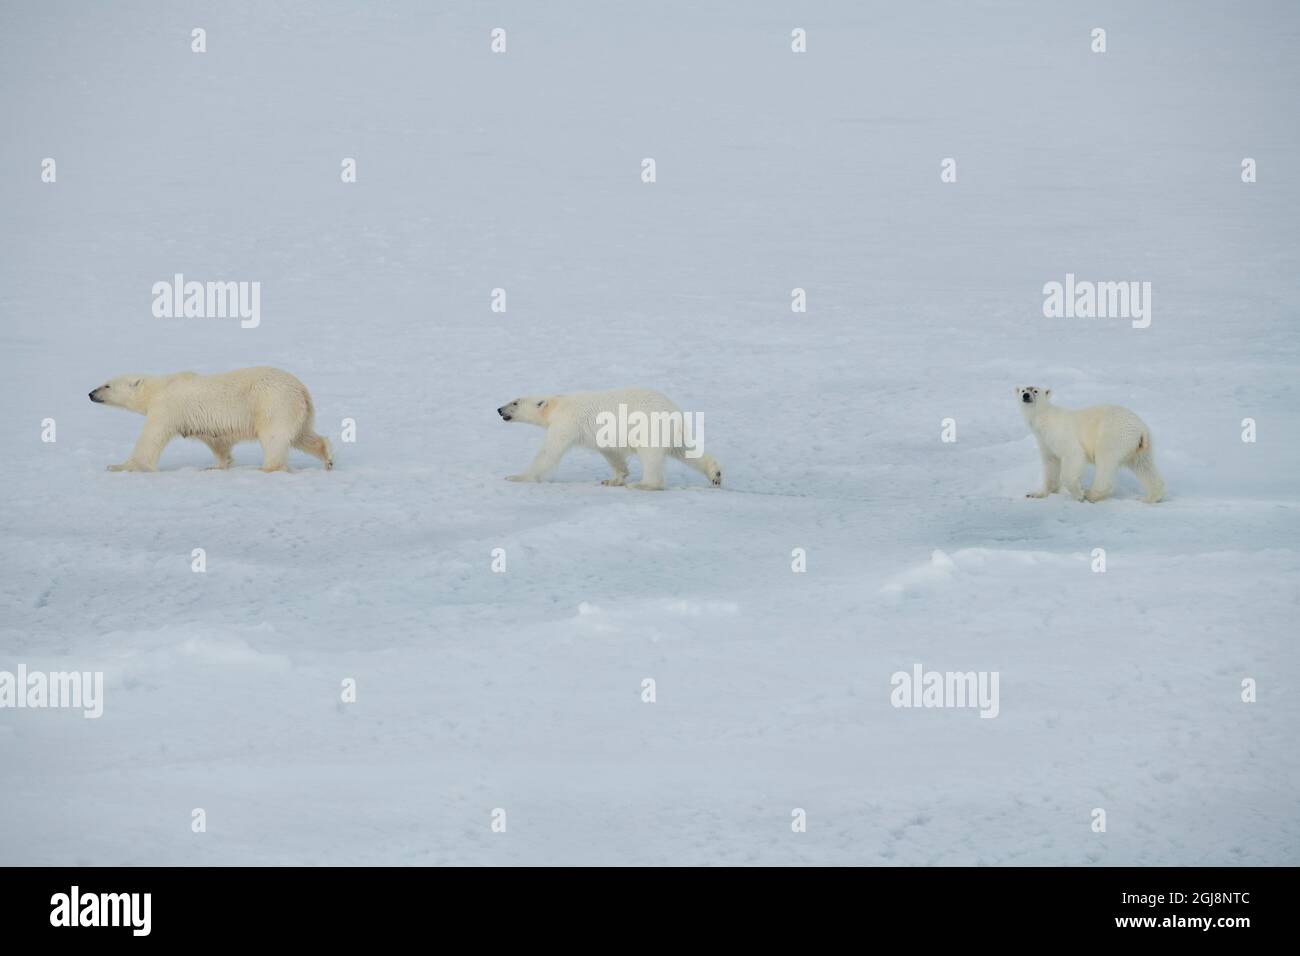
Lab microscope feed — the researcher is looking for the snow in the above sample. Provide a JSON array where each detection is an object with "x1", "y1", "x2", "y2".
[{"x1": 1, "y1": 1, "x2": 1298, "y2": 865}]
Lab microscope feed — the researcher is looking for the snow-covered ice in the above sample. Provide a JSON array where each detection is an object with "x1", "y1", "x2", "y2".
[{"x1": 1, "y1": 1, "x2": 1298, "y2": 865}]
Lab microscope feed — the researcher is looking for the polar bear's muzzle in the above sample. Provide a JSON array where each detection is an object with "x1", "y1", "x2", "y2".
[
  {"x1": 1021, "y1": 391, "x2": 1034, "y2": 403},
  {"x1": 89, "y1": 389, "x2": 105, "y2": 403},
  {"x1": 497, "y1": 405, "x2": 512, "y2": 421}
]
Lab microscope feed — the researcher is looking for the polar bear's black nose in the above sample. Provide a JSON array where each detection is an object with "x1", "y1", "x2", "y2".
[{"x1": 1022, "y1": 392, "x2": 1033, "y2": 403}]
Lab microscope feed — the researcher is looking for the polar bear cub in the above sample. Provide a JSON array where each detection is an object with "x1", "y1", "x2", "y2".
[
  {"x1": 90, "y1": 366, "x2": 332, "y2": 472},
  {"x1": 497, "y1": 387, "x2": 721, "y2": 490},
  {"x1": 1017, "y1": 386, "x2": 1164, "y2": 503}
]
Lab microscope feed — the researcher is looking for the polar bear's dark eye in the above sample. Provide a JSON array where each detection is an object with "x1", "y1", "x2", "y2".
[{"x1": 536, "y1": 401, "x2": 544, "y2": 407}]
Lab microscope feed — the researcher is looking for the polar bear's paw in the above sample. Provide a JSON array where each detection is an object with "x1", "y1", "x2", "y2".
[
  {"x1": 108, "y1": 461, "x2": 152, "y2": 473},
  {"x1": 600, "y1": 475, "x2": 626, "y2": 486},
  {"x1": 506, "y1": 473, "x2": 538, "y2": 483},
  {"x1": 1025, "y1": 490, "x2": 1049, "y2": 498},
  {"x1": 709, "y1": 467, "x2": 722, "y2": 487},
  {"x1": 629, "y1": 481, "x2": 664, "y2": 491}
]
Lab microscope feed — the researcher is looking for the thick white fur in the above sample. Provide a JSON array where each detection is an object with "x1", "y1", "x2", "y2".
[
  {"x1": 90, "y1": 367, "x2": 332, "y2": 472},
  {"x1": 497, "y1": 387, "x2": 721, "y2": 490},
  {"x1": 1017, "y1": 386, "x2": 1164, "y2": 503}
]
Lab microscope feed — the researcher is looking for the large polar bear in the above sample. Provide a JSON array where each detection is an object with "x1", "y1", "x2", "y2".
[
  {"x1": 1017, "y1": 386, "x2": 1164, "y2": 503},
  {"x1": 89, "y1": 367, "x2": 332, "y2": 472},
  {"x1": 497, "y1": 387, "x2": 722, "y2": 490}
]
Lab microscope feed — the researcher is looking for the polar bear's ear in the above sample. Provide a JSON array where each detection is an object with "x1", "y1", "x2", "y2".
[{"x1": 1043, "y1": 388, "x2": 1051, "y2": 397}]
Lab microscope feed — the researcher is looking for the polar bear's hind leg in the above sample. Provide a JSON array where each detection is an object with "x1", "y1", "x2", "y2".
[{"x1": 1129, "y1": 435, "x2": 1165, "y2": 503}]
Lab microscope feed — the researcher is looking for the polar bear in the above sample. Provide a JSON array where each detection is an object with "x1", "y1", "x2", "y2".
[
  {"x1": 497, "y1": 388, "x2": 721, "y2": 490},
  {"x1": 89, "y1": 367, "x2": 332, "y2": 472},
  {"x1": 1017, "y1": 386, "x2": 1164, "y2": 503}
]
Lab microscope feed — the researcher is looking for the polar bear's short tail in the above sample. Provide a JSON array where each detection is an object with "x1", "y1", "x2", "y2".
[{"x1": 1130, "y1": 428, "x2": 1164, "y2": 503}]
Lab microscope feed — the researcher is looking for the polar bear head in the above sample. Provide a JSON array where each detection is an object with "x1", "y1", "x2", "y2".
[
  {"x1": 1015, "y1": 385, "x2": 1051, "y2": 412},
  {"x1": 89, "y1": 375, "x2": 150, "y2": 413},
  {"x1": 497, "y1": 396, "x2": 553, "y2": 426}
]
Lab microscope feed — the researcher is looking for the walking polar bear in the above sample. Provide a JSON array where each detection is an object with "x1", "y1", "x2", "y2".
[
  {"x1": 1017, "y1": 386, "x2": 1164, "y2": 503},
  {"x1": 497, "y1": 387, "x2": 721, "y2": 490},
  {"x1": 89, "y1": 367, "x2": 332, "y2": 472}
]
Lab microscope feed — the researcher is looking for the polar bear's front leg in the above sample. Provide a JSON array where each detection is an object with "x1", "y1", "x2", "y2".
[
  {"x1": 1086, "y1": 452, "x2": 1120, "y2": 502},
  {"x1": 507, "y1": 428, "x2": 574, "y2": 482},
  {"x1": 1060, "y1": 452, "x2": 1087, "y2": 501},
  {"x1": 1027, "y1": 451, "x2": 1061, "y2": 498},
  {"x1": 630, "y1": 447, "x2": 666, "y2": 490},
  {"x1": 258, "y1": 431, "x2": 294, "y2": 472},
  {"x1": 109, "y1": 416, "x2": 174, "y2": 472},
  {"x1": 598, "y1": 448, "x2": 629, "y2": 486},
  {"x1": 201, "y1": 436, "x2": 234, "y2": 470}
]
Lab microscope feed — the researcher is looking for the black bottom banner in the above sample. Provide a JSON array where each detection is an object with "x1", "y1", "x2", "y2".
[{"x1": 0, "y1": 866, "x2": 1275, "y2": 942}]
